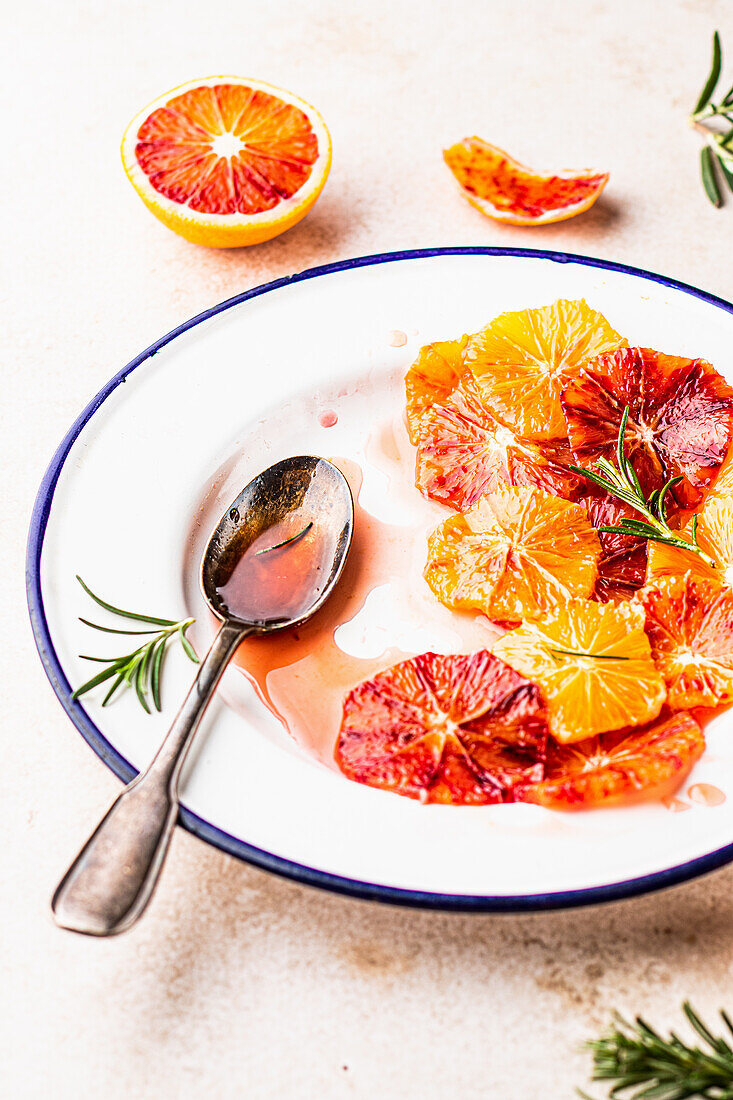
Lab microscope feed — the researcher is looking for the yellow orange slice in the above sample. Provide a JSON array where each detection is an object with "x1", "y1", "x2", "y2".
[
  {"x1": 639, "y1": 574, "x2": 733, "y2": 709},
  {"x1": 465, "y1": 299, "x2": 626, "y2": 441},
  {"x1": 646, "y1": 496, "x2": 733, "y2": 587},
  {"x1": 405, "y1": 338, "x2": 468, "y2": 444},
  {"x1": 492, "y1": 598, "x2": 665, "y2": 743},
  {"x1": 444, "y1": 138, "x2": 608, "y2": 226},
  {"x1": 424, "y1": 486, "x2": 600, "y2": 624},
  {"x1": 519, "y1": 713, "x2": 704, "y2": 810},
  {"x1": 121, "y1": 76, "x2": 332, "y2": 247}
]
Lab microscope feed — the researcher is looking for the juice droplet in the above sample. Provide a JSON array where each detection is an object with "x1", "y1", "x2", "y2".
[
  {"x1": 389, "y1": 329, "x2": 407, "y2": 347},
  {"x1": 662, "y1": 796, "x2": 691, "y2": 813},
  {"x1": 319, "y1": 410, "x2": 338, "y2": 428},
  {"x1": 688, "y1": 783, "x2": 726, "y2": 807}
]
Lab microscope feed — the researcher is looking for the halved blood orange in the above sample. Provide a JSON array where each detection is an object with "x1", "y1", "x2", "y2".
[
  {"x1": 335, "y1": 650, "x2": 548, "y2": 804},
  {"x1": 518, "y1": 713, "x2": 704, "y2": 810},
  {"x1": 424, "y1": 486, "x2": 600, "y2": 624},
  {"x1": 582, "y1": 492, "x2": 647, "y2": 602},
  {"x1": 492, "y1": 598, "x2": 665, "y2": 743},
  {"x1": 639, "y1": 574, "x2": 733, "y2": 708},
  {"x1": 121, "y1": 77, "x2": 332, "y2": 247},
  {"x1": 465, "y1": 300, "x2": 626, "y2": 441},
  {"x1": 443, "y1": 138, "x2": 608, "y2": 226},
  {"x1": 414, "y1": 372, "x2": 579, "y2": 511},
  {"x1": 562, "y1": 347, "x2": 733, "y2": 508}
]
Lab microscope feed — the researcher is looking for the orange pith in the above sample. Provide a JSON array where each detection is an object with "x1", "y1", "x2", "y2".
[
  {"x1": 639, "y1": 574, "x2": 733, "y2": 708},
  {"x1": 562, "y1": 347, "x2": 733, "y2": 509},
  {"x1": 413, "y1": 372, "x2": 579, "y2": 511},
  {"x1": 465, "y1": 299, "x2": 627, "y2": 441},
  {"x1": 335, "y1": 651, "x2": 548, "y2": 804},
  {"x1": 135, "y1": 84, "x2": 317, "y2": 214},
  {"x1": 424, "y1": 487, "x2": 600, "y2": 624},
  {"x1": 492, "y1": 598, "x2": 665, "y2": 743},
  {"x1": 444, "y1": 138, "x2": 608, "y2": 226},
  {"x1": 518, "y1": 713, "x2": 704, "y2": 810}
]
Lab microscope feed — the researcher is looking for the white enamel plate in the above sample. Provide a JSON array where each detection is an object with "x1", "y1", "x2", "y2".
[{"x1": 27, "y1": 248, "x2": 733, "y2": 911}]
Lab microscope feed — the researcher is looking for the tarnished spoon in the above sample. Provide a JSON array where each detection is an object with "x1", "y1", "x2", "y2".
[{"x1": 52, "y1": 456, "x2": 353, "y2": 936}]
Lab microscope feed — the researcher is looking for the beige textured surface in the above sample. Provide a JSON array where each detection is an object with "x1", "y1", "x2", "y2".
[{"x1": 5, "y1": 0, "x2": 733, "y2": 1096}]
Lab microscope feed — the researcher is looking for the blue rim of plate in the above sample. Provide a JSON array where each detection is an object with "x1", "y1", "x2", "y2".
[{"x1": 26, "y1": 246, "x2": 733, "y2": 912}]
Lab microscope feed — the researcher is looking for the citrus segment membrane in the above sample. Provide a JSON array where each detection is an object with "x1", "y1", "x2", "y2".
[
  {"x1": 562, "y1": 347, "x2": 733, "y2": 508},
  {"x1": 465, "y1": 299, "x2": 627, "y2": 441},
  {"x1": 335, "y1": 651, "x2": 548, "y2": 805},
  {"x1": 518, "y1": 713, "x2": 704, "y2": 810},
  {"x1": 492, "y1": 598, "x2": 665, "y2": 743},
  {"x1": 443, "y1": 138, "x2": 608, "y2": 226},
  {"x1": 424, "y1": 487, "x2": 600, "y2": 624},
  {"x1": 414, "y1": 373, "x2": 579, "y2": 512},
  {"x1": 121, "y1": 77, "x2": 332, "y2": 247},
  {"x1": 639, "y1": 574, "x2": 733, "y2": 708}
]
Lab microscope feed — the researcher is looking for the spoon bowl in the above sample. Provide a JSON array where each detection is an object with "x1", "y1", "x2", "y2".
[{"x1": 52, "y1": 456, "x2": 353, "y2": 936}]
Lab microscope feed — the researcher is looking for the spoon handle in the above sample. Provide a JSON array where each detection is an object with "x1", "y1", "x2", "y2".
[{"x1": 52, "y1": 620, "x2": 248, "y2": 936}]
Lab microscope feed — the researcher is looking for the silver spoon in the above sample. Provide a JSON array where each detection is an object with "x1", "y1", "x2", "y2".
[{"x1": 52, "y1": 456, "x2": 353, "y2": 936}]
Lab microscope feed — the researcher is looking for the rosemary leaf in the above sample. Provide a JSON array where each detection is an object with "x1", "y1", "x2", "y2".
[
  {"x1": 255, "y1": 521, "x2": 313, "y2": 555},
  {"x1": 76, "y1": 575, "x2": 176, "y2": 627},
  {"x1": 78, "y1": 617, "x2": 161, "y2": 636},
  {"x1": 701, "y1": 145, "x2": 723, "y2": 207},
  {"x1": 134, "y1": 659, "x2": 151, "y2": 714},
  {"x1": 693, "y1": 30, "x2": 722, "y2": 113},
  {"x1": 178, "y1": 623, "x2": 199, "y2": 664},
  {"x1": 102, "y1": 672, "x2": 126, "y2": 707},
  {"x1": 151, "y1": 637, "x2": 167, "y2": 712},
  {"x1": 719, "y1": 153, "x2": 733, "y2": 191}
]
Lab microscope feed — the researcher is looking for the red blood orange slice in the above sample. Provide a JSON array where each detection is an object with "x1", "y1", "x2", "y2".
[
  {"x1": 639, "y1": 574, "x2": 733, "y2": 708},
  {"x1": 121, "y1": 77, "x2": 332, "y2": 247},
  {"x1": 444, "y1": 138, "x2": 608, "y2": 226},
  {"x1": 562, "y1": 347, "x2": 733, "y2": 508},
  {"x1": 414, "y1": 372, "x2": 579, "y2": 511},
  {"x1": 518, "y1": 713, "x2": 704, "y2": 810},
  {"x1": 335, "y1": 651, "x2": 548, "y2": 804},
  {"x1": 582, "y1": 492, "x2": 647, "y2": 602}
]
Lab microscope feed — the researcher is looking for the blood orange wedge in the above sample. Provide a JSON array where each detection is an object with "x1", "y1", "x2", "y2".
[
  {"x1": 518, "y1": 713, "x2": 704, "y2": 810},
  {"x1": 646, "y1": 494, "x2": 733, "y2": 587},
  {"x1": 413, "y1": 373, "x2": 579, "y2": 512},
  {"x1": 121, "y1": 77, "x2": 332, "y2": 247},
  {"x1": 443, "y1": 138, "x2": 608, "y2": 226},
  {"x1": 424, "y1": 487, "x2": 600, "y2": 624},
  {"x1": 335, "y1": 650, "x2": 548, "y2": 804},
  {"x1": 492, "y1": 598, "x2": 665, "y2": 743},
  {"x1": 582, "y1": 492, "x2": 647, "y2": 603},
  {"x1": 465, "y1": 299, "x2": 626, "y2": 441},
  {"x1": 405, "y1": 338, "x2": 468, "y2": 444},
  {"x1": 639, "y1": 574, "x2": 733, "y2": 708},
  {"x1": 562, "y1": 347, "x2": 733, "y2": 508}
]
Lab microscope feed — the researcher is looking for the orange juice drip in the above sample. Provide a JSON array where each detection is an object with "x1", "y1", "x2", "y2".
[
  {"x1": 232, "y1": 459, "x2": 414, "y2": 766},
  {"x1": 687, "y1": 783, "x2": 726, "y2": 807}
]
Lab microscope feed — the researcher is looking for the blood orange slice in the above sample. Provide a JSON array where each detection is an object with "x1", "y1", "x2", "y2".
[
  {"x1": 444, "y1": 138, "x2": 608, "y2": 226},
  {"x1": 582, "y1": 492, "x2": 647, "y2": 602},
  {"x1": 492, "y1": 598, "x2": 665, "y2": 743},
  {"x1": 121, "y1": 77, "x2": 332, "y2": 247},
  {"x1": 639, "y1": 574, "x2": 733, "y2": 708},
  {"x1": 518, "y1": 713, "x2": 704, "y2": 810},
  {"x1": 562, "y1": 347, "x2": 733, "y2": 508},
  {"x1": 335, "y1": 651, "x2": 548, "y2": 804},
  {"x1": 424, "y1": 487, "x2": 600, "y2": 624},
  {"x1": 413, "y1": 373, "x2": 579, "y2": 511},
  {"x1": 465, "y1": 300, "x2": 626, "y2": 441},
  {"x1": 405, "y1": 338, "x2": 468, "y2": 444}
]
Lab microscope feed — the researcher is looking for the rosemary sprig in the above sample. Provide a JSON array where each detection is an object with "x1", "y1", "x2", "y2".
[
  {"x1": 72, "y1": 576, "x2": 198, "y2": 713},
  {"x1": 690, "y1": 31, "x2": 733, "y2": 206},
  {"x1": 580, "y1": 1003, "x2": 733, "y2": 1099},
  {"x1": 569, "y1": 407, "x2": 717, "y2": 570},
  {"x1": 255, "y1": 521, "x2": 313, "y2": 555},
  {"x1": 548, "y1": 647, "x2": 630, "y2": 662}
]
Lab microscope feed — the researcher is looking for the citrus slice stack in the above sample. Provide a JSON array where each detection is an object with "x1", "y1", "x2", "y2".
[
  {"x1": 465, "y1": 300, "x2": 626, "y2": 441},
  {"x1": 335, "y1": 651, "x2": 548, "y2": 804},
  {"x1": 492, "y1": 598, "x2": 665, "y2": 743},
  {"x1": 425, "y1": 487, "x2": 600, "y2": 624},
  {"x1": 562, "y1": 347, "x2": 733, "y2": 508},
  {"x1": 639, "y1": 574, "x2": 733, "y2": 708},
  {"x1": 443, "y1": 138, "x2": 609, "y2": 226},
  {"x1": 582, "y1": 492, "x2": 648, "y2": 602},
  {"x1": 518, "y1": 713, "x2": 704, "y2": 810},
  {"x1": 121, "y1": 77, "x2": 332, "y2": 246},
  {"x1": 413, "y1": 373, "x2": 579, "y2": 511}
]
